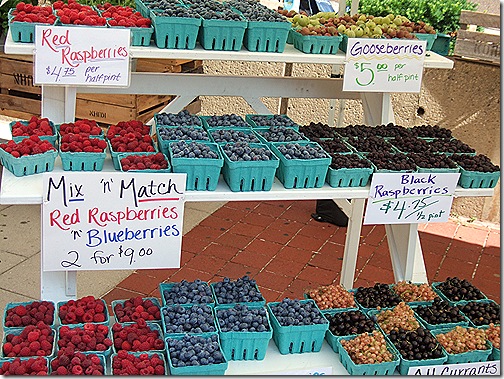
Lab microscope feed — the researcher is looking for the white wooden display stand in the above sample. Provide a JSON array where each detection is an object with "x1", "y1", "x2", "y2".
[{"x1": 1, "y1": 30, "x2": 494, "y2": 302}]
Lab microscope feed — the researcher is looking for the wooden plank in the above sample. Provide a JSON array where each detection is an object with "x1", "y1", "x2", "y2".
[
  {"x1": 75, "y1": 98, "x2": 136, "y2": 125},
  {"x1": 135, "y1": 59, "x2": 183, "y2": 73},
  {"x1": 0, "y1": 51, "x2": 34, "y2": 63},
  {"x1": 459, "y1": 10, "x2": 500, "y2": 29},
  {"x1": 76, "y1": 93, "x2": 137, "y2": 107},
  {"x1": 136, "y1": 94, "x2": 174, "y2": 113},
  {"x1": 0, "y1": 72, "x2": 41, "y2": 95},
  {"x1": 457, "y1": 29, "x2": 501, "y2": 44},
  {"x1": 0, "y1": 92, "x2": 41, "y2": 116},
  {"x1": 454, "y1": 36, "x2": 500, "y2": 64}
]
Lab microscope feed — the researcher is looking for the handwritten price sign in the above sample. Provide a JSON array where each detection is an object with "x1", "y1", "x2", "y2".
[
  {"x1": 41, "y1": 172, "x2": 186, "y2": 271},
  {"x1": 34, "y1": 25, "x2": 130, "y2": 86},
  {"x1": 364, "y1": 172, "x2": 460, "y2": 225},
  {"x1": 343, "y1": 38, "x2": 427, "y2": 93}
]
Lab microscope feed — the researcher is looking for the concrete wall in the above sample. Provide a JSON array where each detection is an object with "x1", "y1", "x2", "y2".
[{"x1": 201, "y1": 58, "x2": 500, "y2": 223}]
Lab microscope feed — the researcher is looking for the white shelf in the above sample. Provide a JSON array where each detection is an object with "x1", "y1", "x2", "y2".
[{"x1": 3, "y1": 29, "x2": 454, "y2": 68}]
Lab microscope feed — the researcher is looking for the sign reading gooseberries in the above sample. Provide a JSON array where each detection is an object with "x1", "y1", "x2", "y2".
[
  {"x1": 42, "y1": 172, "x2": 186, "y2": 271},
  {"x1": 343, "y1": 38, "x2": 427, "y2": 93},
  {"x1": 34, "y1": 25, "x2": 131, "y2": 86}
]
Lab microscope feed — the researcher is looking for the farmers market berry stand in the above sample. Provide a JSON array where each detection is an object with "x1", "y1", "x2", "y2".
[{"x1": 0, "y1": 19, "x2": 497, "y2": 375}]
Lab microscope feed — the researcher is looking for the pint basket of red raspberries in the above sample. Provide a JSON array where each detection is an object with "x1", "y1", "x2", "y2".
[
  {"x1": 56, "y1": 119, "x2": 104, "y2": 137},
  {"x1": 9, "y1": 117, "x2": 57, "y2": 146},
  {"x1": 8, "y1": 3, "x2": 57, "y2": 42},
  {"x1": 0, "y1": 136, "x2": 58, "y2": 177},
  {"x1": 111, "y1": 319, "x2": 166, "y2": 354},
  {"x1": 3, "y1": 300, "x2": 56, "y2": 331},
  {"x1": 111, "y1": 350, "x2": 167, "y2": 375},
  {"x1": 57, "y1": 296, "x2": 109, "y2": 326},
  {"x1": 1, "y1": 322, "x2": 56, "y2": 358},
  {"x1": 53, "y1": 0, "x2": 107, "y2": 26},
  {"x1": 49, "y1": 348, "x2": 106, "y2": 375},
  {"x1": 101, "y1": 5, "x2": 154, "y2": 46},
  {"x1": 0, "y1": 356, "x2": 49, "y2": 375},
  {"x1": 118, "y1": 152, "x2": 171, "y2": 172},
  {"x1": 59, "y1": 133, "x2": 108, "y2": 171},
  {"x1": 111, "y1": 296, "x2": 162, "y2": 325},
  {"x1": 56, "y1": 323, "x2": 113, "y2": 358}
]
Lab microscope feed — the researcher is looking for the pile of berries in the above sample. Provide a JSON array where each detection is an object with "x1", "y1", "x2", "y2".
[
  {"x1": 50, "y1": 349, "x2": 105, "y2": 375},
  {"x1": 435, "y1": 326, "x2": 488, "y2": 354},
  {"x1": 112, "y1": 351, "x2": 166, "y2": 375},
  {"x1": 269, "y1": 298, "x2": 327, "y2": 326},
  {"x1": 256, "y1": 127, "x2": 305, "y2": 142},
  {"x1": 305, "y1": 284, "x2": 356, "y2": 310},
  {"x1": 169, "y1": 141, "x2": 219, "y2": 159},
  {"x1": 162, "y1": 279, "x2": 214, "y2": 305},
  {"x1": 427, "y1": 138, "x2": 476, "y2": 154},
  {"x1": 414, "y1": 298, "x2": 467, "y2": 326},
  {"x1": 58, "y1": 296, "x2": 107, "y2": 324},
  {"x1": 108, "y1": 133, "x2": 155, "y2": 153},
  {"x1": 158, "y1": 126, "x2": 210, "y2": 141},
  {"x1": 299, "y1": 122, "x2": 340, "y2": 139},
  {"x1": 459, "y1": 301, "x2": 500, "y2": 326},
  {"x1": 4, "y1": 301, "x2": 55, "y2": 328},
  {"x1": 392, "y1": 281, "x2": 438, "y2": 303},
  {"x1": 11, "y1": 116, "x2": 54, "y2": 137},
  {"x1": 0, "y1": 136, "x2": 56, "y2": 157},
  {"x1": 58, "y1": 119, "x2": 102, "y2": 136},
  {"x1": 204, "y1": 114, "x2": 249, "y2": 127},
  {"x1": 485, "y1": 324, "x2": 500, "y2": 349},
  {"x1": 107, "y1": 120, "x2": 151, "y2": 138},
  {"x1": 365, "y1": 151, "x2": 417, "y2": 171},
  {"x1": 317, "y1": 139, "x2": 353, "y2": 154},
  {"x1": 155, "y1": 110, "x2": 202, "y2": 127},
  {"x1": 11, "y1": 3, "x2": 56, "y2": 24},
  {"x1": 389, "y1": 136, "x2": 432, "y2": 154},
  {"x1": 60, "y1": 134, "x2": 107, "y2": 153},
  {"x1": 275, "y1": 142, "x2": 329, "y2": 159},
  {"x1": 166, "y1": 334, "x2": 225, "y2": 368},
  {"x1": 328, "y1": 153, "x2": 372, "y2": 170},
  {"x1": 340, "y1": 330, "x2": 394, "y2": 365},
  {"x1": 57, "y1": 324, "x2": 112, "y2": 353},
  {"x1": 210, "y1": 129, "x2": 260, "y2": 143},
  {"x1": 347, "y1": 136, "x2": 395, "y2": 153},
  {"x1": 388, "y1": 327, "x2": 444, "y2": 361},
  {"x1": 407, "y1": 152, "x2": 459, "y2": 170},
  {"x1": 221, "y1": 142, "x2": 273, "y2": 161},
  {"x1": 112, "y1": 320, "x2": 165, "y2": 352},
  {"x1": 106, "y1": 7, "x2": 152, "y2": 27},
  {"x1": 250, "y1": 115, "x2": 298, "y2": 128},
  {"x1": 325, "y1": 309, "x2": 375, "y2": 336},
  {"x1": 354, "y1": 283, "x2": 402, "y2": 309},
  {"x1": 212, "y1": 276, "x2": 265, "y2": 304},
  {"x1": 434, "y1": 277, "x2": 485, "y2": 302},
  {"x1": 373, "y1": 123, "x2": 411, "y2": 138},
  {"x1": 408, "y1": 124, "x2": 452, "y2": 138},
  {"x1": 373, "y1": 302, "x2": 420, "y2": 334},
  {"x1": 336, "y1": 124, "x2": 375, "y2": 138},
  {"x1": 53, "y1": 0, "x2": 107, "y2": 25},
  {"x1": 0, "y1": 357, "x2": 49, "y2": 375},
  {"x1": 162, "y1": 304, "x2": 216, "y2": 334},
  {"x1": 113, "y1": 296, "x2": 161, "y2": 323},
  {"x1": 216, "y1": 304, "x2": 270, "y2": 332},
  {"x1": 120, "y1": 153, "x2": 169, "y2": 171},
  {"x1": 2, "y1": 323, "x2": 54, "y2": 357},
  {"x1": 451, "y1": 154, "x2": 500, "y2": 173}
]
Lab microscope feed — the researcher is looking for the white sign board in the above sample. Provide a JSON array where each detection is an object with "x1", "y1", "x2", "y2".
[
  {"x1": 343, "y1": 38, "x2": 427, "y2": 92},
  {"x1": 408, "y1": 360, "x2": 500, "y2": 375},
  {"x1": 42, "y1": 172, "x2": 186, "y2": 271},
  {"x1": 34, "y1": 25, "x2": 130, "y2": 86},
  {"x1": 364, "y1": 172, "x2": 460, "y2": 225},
  {"x1": 267, "y1": 367, "x2": 333, "y2": 375}
]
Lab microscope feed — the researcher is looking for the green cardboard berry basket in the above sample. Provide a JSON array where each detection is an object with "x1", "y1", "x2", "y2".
[
  {"x1": 455, "y1": 299, "x2": 500, "y2": 327},
  {"x1": 151, "y1": 10, "x2": 201, "y2": 49},
  {"x1": 269, "y1": 141, "x2": 331, "y2": 189},
  {"x1": 111, "y1": 321, "x2": 165, "y2": 354},
  {"x1": 9, "y1": 120, "x2": 57, "y2": 147},
  {"x1": 165, "y1": 333, "x2": 228, "y2": 375},
  {"x1": 167, "y1": 141, "x2": 223, "y2": 191},
  {"x1": 367, "y1": 308, "x2": 423, "y2": 338},
  {"x1": 110, "y1": 351, "x2": 168, "y2": 375},
  {"x1": 243, "y1": 20, "x2": 291, "y2": 53},
  {"x1": 156, "y1": 125, "x2": 211, "y2": 154},
  {"x1": 321, "y1": 308, "x2": 373, "y2": 354},
  {"x1": 291, "y1": 30, "x2": 342, "y2": 54},
  {"x1": 107, "y1": 140, "x2": 158, "y2": 170},
  {"x1": 60, "y1": 150, "x2": 107, "y2": 171},
  {"x1": 326, "y1": 162, "x2": 374, "y2": 188},
  {"x1": 219, "y1": 143, "x2": 279, "y2": 192},
  {"x1": 199, "y1": 17, "x2": 247, "y2": 51},
  {"x1": 3, "y1": 301, "x2": 57, "y2": 332},
  {"x1": 117, "y1": 152, "x2": 171, "y2": 173},
  {"x1": 215, "y1": 304, "x2": 272, "y2": 360},
  {"x1": 336, "y1": 334, "x2": 400, "y2": 375},
  {"x1": 477, "y1": 325, "x2": 501, "y2": 361},
  {"x1": 266, "y1": 299, "x2": 329, "y2": 355},
  {"x1": 56, "y1": 299, "x2": 109, "y2": 327},
  {"x1": 107, "y1": 23, "x2": 154, "y2": 46},
  {"x1": 135, "y1": 0, "x2": 153, "y2": 17},
  {"x1": 431, "y1": 33, "x2": 451, "y2": 56},
  {"x1": 457, "y1": 167, "x2": 500, "y2": 189},
  {"x1": 412, "y1": 33, "x2": 437, "y2": 51},
  {"x1": 0, "y1": 148, "x2": 58, "y2": 177},
  {"x1": 245, "y1": 114, "x2": 300, "y2": 130},
  {"x1": 0, "y1": 356, "x2": 50, "y2": 374},
  {"x1": 1, "y1": 326, "x2": 56, "y2": 359},
  {"x1": 389, "y1": 282, "x2": 439, "y2": 307},
  {"x1": 210, "y1": 282, "x2": 266, "y2": 307},
  {"x1": 111, "y1": 297, "x2": 162, "y2": 326},
  {"x1": 159, "y1": 281, "x2": 215, "y2": 307},
  {"x1": 8, "y1": 13, "x2": 58, "y2": 43},
  {"x1": 55, "y1": 323, "x2": 113, "y2": 358},
  {"x1": 48, "y1": 352, "x2": 106, "y2": 375},
  {"x1": 208, "y1": 127, "x2": 261, "y2": 144},
  {"x1": 411, "y1": 304, "x2": 470, "y2": 331},
  {"x1": 161, "y1": 303, "x2": 218, "y2": 336},
  {"x1": 431, "y1": 282, "x2": 487, "y2": 306},
  {"x1": 431, "y1": 327, "x2": 492, "y2": 364},
  {"x1": 253, "y1": 127, "x2": 308, "y2": 146}
]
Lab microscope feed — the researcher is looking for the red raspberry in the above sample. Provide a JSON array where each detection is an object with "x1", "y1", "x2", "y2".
[
  {"x1": 93, "y1": 313, "x2": 105, "y2": 323},
  {"x1": 71, "y1": 365, "x2": 83, "y2": 375},
  {"x1": 14, "y1": 305, "x2": 28, "y2": 316},
  {"x1": 56, "y1": 365, "x2": 68, "y2": 375},
  {"x1": 27, "y1": 330, "x2": 41, "y2": 342}
]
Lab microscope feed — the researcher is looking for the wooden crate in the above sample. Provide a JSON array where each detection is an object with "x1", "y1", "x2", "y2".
[
  {"x1": 0, "y1": 52, "x2": 203, "y2": 124},
  {"x1": 454, "y1": 10, "x2": 500, "y2": 65}
]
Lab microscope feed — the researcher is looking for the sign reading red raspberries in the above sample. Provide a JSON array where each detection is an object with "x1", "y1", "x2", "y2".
[
  {"x1": 50, "y1": 349, "x2": 105, "y2": 375},
  {"x1": 11, "y1": 116, "x2": 54, "y2": 137},
  {"x1": 11, "y1": 3, "x2": 56, "y2": 24},
  {"x1": 107, "y1": 120, "x2": 151, "y2": 138},
  {"x1": 60, "y1": 134, "x2": 108, "y2": 153},
  {"x1": 113, "y1": 297, "x2": 161, "y2": 323},
  {"x1": 112, "y1": 351, "x2": 166, "y2": 375},
  {"x1": 112, "y1": 320, "x2": 165, "y2": 352},
  {"x1": 4, "y1": 301, "x2": 55, "y2": 328},
  {"x1": 58, "y1": 296, "x2": 108, "y2": 325},
  {"x1": 2, "y1": 323, "x2": 54, "y2": 358},
  {"x1": 0, "y1": 136, "x2": 56, "y2": 158},
  {"x1": 53, "y1": 0, "x2": 106, "y2": 26},
  {"x1": 0, "y1": 357, "x2": 49, "y2": 375},
  {"x1": 57, "y1": 324, "x2": 113, "y2": 353},
  {"x1": 58, "y1": 119, "x2": 103, "y2": 136},
  {"x1": 120, "y1": 153, "x2": 169, "y2": 171}
]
